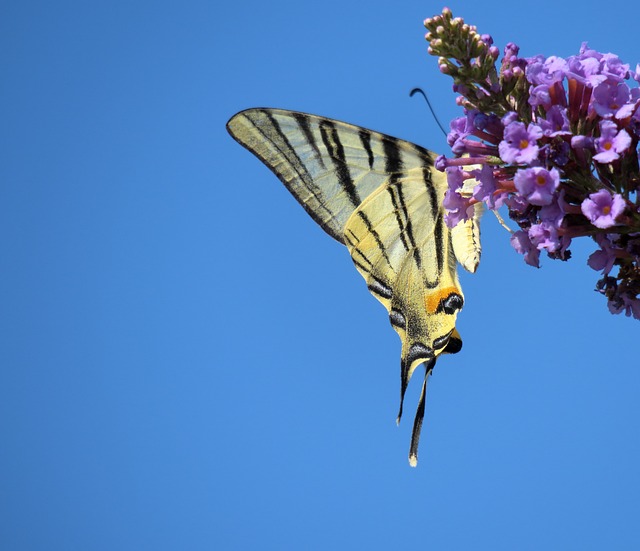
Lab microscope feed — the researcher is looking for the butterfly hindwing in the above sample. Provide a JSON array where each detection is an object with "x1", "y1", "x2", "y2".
[
  {"x1": 343, "y1": 170, "x2": 469, "y2": 465},
  {"x1": 227, "y1": 108, "x2": 481, "y2": 465}
]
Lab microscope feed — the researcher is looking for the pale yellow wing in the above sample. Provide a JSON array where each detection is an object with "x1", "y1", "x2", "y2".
[{"x1": 227, "y1": 108, "x2": 481, "y2": 465}]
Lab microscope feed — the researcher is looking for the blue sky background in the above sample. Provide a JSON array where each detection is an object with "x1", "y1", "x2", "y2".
[{"x1": 2, "y1": 1, "x2": 640, "y2": 549}]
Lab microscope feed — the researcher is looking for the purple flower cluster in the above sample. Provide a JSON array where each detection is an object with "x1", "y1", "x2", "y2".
[{"x1": 425, "y1": 8, "x2": 640, "y2": 319}]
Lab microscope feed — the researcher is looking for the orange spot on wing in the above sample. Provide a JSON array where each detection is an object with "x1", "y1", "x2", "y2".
[{"x1": 425, "y1": 286, "x2": 459, "y2": 314}]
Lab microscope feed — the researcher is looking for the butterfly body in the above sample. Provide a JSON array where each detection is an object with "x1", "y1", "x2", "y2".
[{"x1": 227, "y1": 108, "x2": 481, "y2": 465}]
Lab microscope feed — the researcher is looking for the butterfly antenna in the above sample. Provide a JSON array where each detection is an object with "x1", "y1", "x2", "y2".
[{"x1": 410, "y1": 87, "x2": 448, "y2": 137}]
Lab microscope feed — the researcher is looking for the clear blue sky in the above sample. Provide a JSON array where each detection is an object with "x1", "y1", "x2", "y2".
[{"x1": 2, "y1": 1, "x2": 639, "y2": 549}]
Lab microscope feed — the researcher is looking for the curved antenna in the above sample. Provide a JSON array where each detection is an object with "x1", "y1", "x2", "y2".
[{"x1": 410, "y1": 87, "x2": 448, "y2": 137}]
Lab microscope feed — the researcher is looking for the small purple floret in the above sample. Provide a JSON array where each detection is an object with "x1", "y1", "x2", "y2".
[
  {"x1": 443, "y1": 167, "x2": 473, "y2": 227},
  {"x1": 592, "y1": 82, "x2": 631, "y2": 119},
  {"x1": 593, "y1": 120, "x2": 632, "y2": 162},
  {"x1": 539, "y1": 105, "x2": 570, "y2": 137},
  {"x1": 499, "y1": 121, "x2": 542, "y2": 164},
  {"x1": 511, "y1": 230, "x2": 540, "y2": 267},
  {"x1": 470, "y1": 164, "x2": 497, "y2": 207},
  {"x1": 514, "y1": 167, "x2": 560, "y2": 206},
  {"x1": 608, "y1": 294, "x2": 640, "y2": 319},
  {"x1": 528, "y1": 221, "x2": 561, "y2": 253},
  {"x1": 538, "y1": 190, "x2": 566, "y2": 226},
  {"x1": 587, "y1": 234, "x2": 618, "y2": 274},
  {"x1": 581, "y1": 189, "x2": 626, "y2": 228}
]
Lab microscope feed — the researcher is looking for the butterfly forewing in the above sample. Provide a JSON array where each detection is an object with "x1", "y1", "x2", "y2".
[
  {"x1": 227, "y1": 108, "x2": 481, "y2": 465},
  {"x1": 227, "y1": 108, "x2": 437, "y2": 242}
]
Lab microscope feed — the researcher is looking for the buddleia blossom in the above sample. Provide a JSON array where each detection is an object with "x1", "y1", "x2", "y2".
[
  {"x1": 592, "y1": 120, "x2": 632, "y2": 163},
  {"x1": 424, "y1": 8, "x2": 640, "y2": 319},
  {"x1": 499, "y1": 122, "x2": 543, "y2": 164},
  {"x1": 581, "y1": 189, "x2": 626, "y2": 228},
  {"x1": 514, "y1": 167, "x2": 560, "y2": 206}
]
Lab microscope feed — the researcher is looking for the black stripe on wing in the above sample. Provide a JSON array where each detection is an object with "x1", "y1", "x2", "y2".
[
  {"x1": 229, "y1": 110, "x2": 339, "y2": 239},
  {"x1": 367, "y1": 278, "x2": 394, "y2": 300},
  {"x1": 380, "y1": 137, "x2": 447, "y2": 275},
  {"x1": 355, "y1": 211, "x2": 393, "y2": 269},
  {"x1": 318, "y1": 119, "x2": 361, "y2": 208},
  {"x1": 344, "y1": 229, "x2": 376, "y2": 272},
  {"x1": 293, "y1": 112, "x2": 327, "y2": 171},
  {"x1": 421, "y1": 166, "x2": 439, "y2": 222},
  {"x1": 424, "y1": 214, "x2": 446, "y2": 290},
  {"x1": 358, "y1": 129, "x2": 375, "y2": 170},
  {"x1": 387, "y1": 184, "x2": 422, "y2": 269}
]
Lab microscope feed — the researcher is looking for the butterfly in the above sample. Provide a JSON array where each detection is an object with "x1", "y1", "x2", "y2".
[{"x1": 227, "y1": 108, "x2": 482, "y2": 466}]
